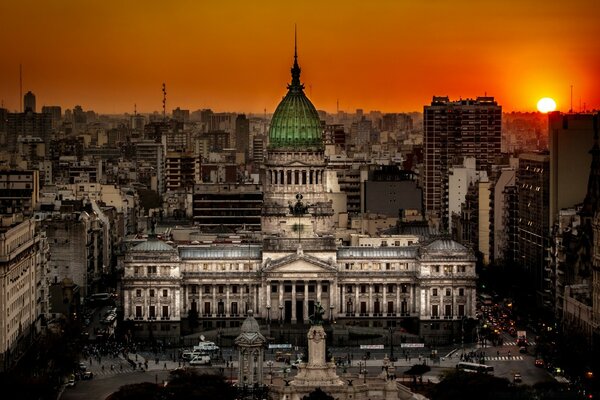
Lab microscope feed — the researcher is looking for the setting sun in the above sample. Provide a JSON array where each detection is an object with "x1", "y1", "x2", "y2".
[{"x1": 537, "y1": 97, "x2": 557, "y2": 113}]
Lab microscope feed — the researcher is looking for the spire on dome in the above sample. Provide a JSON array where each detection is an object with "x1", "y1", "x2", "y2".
[{"x1": 289, "y1": 24, "x2": 304, "y2": 92}]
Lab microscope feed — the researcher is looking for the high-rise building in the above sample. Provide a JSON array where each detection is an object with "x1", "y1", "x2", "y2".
[
  {"x1": 0, "y1": 169, "x2": 39, "y2": 216},
  {"x1": 0, "y1": 215, "x2": 48, "y2": 371},
  {"x1": 23, "y1": 91, "x2": 36, "y2": 113},
  {"x1": 423, "y1": 96, "x2": 502, "y2": 231},
  {"x1": 517, "y1": 152, "x2": 550, "y2": 306},
  {"x1": 549, "y1": 112, "x2": 600, "y2": 225},
  {"x1": 235, "y1": 114, "x2": 250, "y2": 155},
  {"x1": 41, "y1": 106, "x2": 62, "y2": 130}
]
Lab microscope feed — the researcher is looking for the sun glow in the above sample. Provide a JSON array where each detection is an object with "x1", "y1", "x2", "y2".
[{"x1": 537, "y1": 97, "x2": 557, "y2": 113}]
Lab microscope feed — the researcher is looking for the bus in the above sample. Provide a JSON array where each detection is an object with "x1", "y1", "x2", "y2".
[
  {"x1": 457, "y1": 362, "x2": 494, "y2": 374},
  {"x1": 478, "y1": 293, "x2": 493, "y2": 308}
]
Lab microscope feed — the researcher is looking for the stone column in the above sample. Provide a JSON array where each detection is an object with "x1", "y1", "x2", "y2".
[
  {"x1": 369, "y1": 284, "x2": 373, "y2": 316},
  {"x1": 279, "y1": 281, "x2": 284, "y2": 321},
  {"x1": 226, "y1": 284, "x2": 231, "y2": 316},
  {"x1": 397, "y1": 286, "x2": 401, "y2": 315},
  {"x1": 304, "y1": 282, "x2": 309, "y2": 321},
  {"x1": 355, "y1": 285, "x2": 359, "y2": 316},
  {"x1": 382, "y1": 283, "x2": 387, "y2": 315},
  {"x1": 212, "y1": 285, "x2": 217, "y2": 317},
  {"x1": 341, "y1": 283, "x2": 346, "y2": 314},
  {"x1": 317, "y1": 281, "x2": 322, "y2": 305},
  {"x1": 291, "y1": 281, "x2": 297, "y2": 322}
]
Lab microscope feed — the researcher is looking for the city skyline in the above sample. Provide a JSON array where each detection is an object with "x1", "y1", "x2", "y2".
[{"x1": 1, "y1": 0, "x2": 599, "y2": 115}]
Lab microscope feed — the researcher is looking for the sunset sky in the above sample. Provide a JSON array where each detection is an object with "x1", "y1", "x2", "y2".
[{"x1": 0, "y1": 0, "x2": 598, "y2": 115}]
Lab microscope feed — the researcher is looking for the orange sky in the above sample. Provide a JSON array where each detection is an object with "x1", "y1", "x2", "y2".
[{"x1": 0, "y1": 0, "x2": 599, "y2": 115}]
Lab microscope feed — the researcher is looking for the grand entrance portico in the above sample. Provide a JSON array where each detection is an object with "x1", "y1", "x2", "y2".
[{"x1": 261, "y1": 249, "x2": 337, "y2": 324}]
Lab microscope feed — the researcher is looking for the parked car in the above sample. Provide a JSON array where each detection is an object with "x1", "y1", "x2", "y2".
[
  {"x1": 519, "y1": 346, "x2": 527, "y2": 354},
  {"x1": 189, "y1": 354, "x2": 211, "y2": 366}
]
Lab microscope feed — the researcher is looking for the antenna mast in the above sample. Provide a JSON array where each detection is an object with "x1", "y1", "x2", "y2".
[
  {"x1": 162, "y1": 83, "x2": 167, "y2": 121},
  {"x1": 570, "y1": 85, "x2": 573, "y2": 113},
  {"x1": 19, "y1": 64, "x2": 22, "y2": 113}
]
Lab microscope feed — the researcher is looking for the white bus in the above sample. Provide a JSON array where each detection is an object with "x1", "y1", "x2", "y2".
[{"x1": 457, "y1": 362, "x2": 494, "y2": 374}]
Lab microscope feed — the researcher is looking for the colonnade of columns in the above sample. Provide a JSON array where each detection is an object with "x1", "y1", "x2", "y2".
[
  {"x1": 339, "y1": 283, "x2": 417, "y2": 317},
  {"x1": 267, "y1": 168, "x2": 325, "y2": 186},
  {"x1": 263, "y1": 279, "x2": 336, "y2": 323}
]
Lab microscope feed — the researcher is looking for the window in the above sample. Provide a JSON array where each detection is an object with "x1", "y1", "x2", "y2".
[
  {"x1": 445, "y1": 304, "x2": 452, "y2": 318},
  {"x1": 360, "y1": 285, "x2": 367, "y2": 294},
  {"x1": 458, "y1": 265, "x2": 466, "y2": 273},
  {"x1": 459, "y1": 288, "x2": 465, "y2": 296},
  {"x1": 432, "y1": 265, "x2": 440, "y2": 273},
  {"x1": 218, "y1": 285, "x2": 224, "y2": 294},
  {"x1": 149, "y1": 305, "x2": 156, "y2": 318},
  {"x1": 232, "y1": 285, "x2": 238, "y2": 294},
  {"x1": 135, "y1": 306, "x2": 142, "y2": 318},
  {"x1": 149, "y1": 289, "x2": 155, "y2": 297},
  {"x1": 147, "y1": 266, "x2": 157, "y2": 274},
  {"x1": 136, "y1": 289, "x2": 141, "y2": 297},
  {"x1": 385, "y1": 263, "x2": 391, "y2": 270},
  {"x1": 374, "y1": 285, "x2": 380, "y2": 294},
  {"x1": 431, "y1": 304, "x2": 439, "y2": 318},
  {"x1": 271, "y1": 284, "x2": 277, "y2": 293},
  {"x1": 432, "y1": 288, "x2": 438, "y2": 297},
  {"x1": 163, "y1": 289, "x2": 168, "y2": 297},
  {"x1": 162, "y1": 306, "x2": 169, "y2": 318},
  {"x1": 191, "y1": 286, "x2": 197, "y2": 294},
  {"x1": 387, "y1": 284, "x2": 394, "y2": 293},
  {"x1": 347, "y1": 285, "x2": 353, "y2": 294},
  {"x1": 308, "y1": 285, "x2": 315, "y2": 293},
  {"x1": 458, "y1": 304, "x2": 465, "y2": 317},
  {"x1": 204, "y1": 285, "x2": 211, "y2": 294},
  {"x1": 401, "y1": 284, "x2": 408, "y2": 294},
  {"x1": 445, "y1": 288, "x2": 451, "y2": 297},
  {"x1": 322, "y1": 285, "x2": 328, "y2": 293}
]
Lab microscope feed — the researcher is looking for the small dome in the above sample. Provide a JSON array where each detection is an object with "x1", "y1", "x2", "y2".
[
  {"x1": 132, "y1": 238, "x2": 175, "y2": 252},
  {"x1": 240, "y1": 310, "x2": 260, "y2": 333}
]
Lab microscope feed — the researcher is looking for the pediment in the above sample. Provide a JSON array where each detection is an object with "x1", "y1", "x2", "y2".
[{"x1": 262, "y1": 253, "x2": 336, "y2": 274}]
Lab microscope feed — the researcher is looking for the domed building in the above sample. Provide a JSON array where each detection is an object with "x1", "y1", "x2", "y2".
[{"x1": 121, "y1": 39, "x2": 478, "y2": 348}]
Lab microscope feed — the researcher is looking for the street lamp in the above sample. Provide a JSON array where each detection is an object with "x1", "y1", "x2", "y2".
[
  {"x1": 268, "y1": 360, "x2": 273, "y2": 384},
  {"x1": 389, "y1": 327, "x2": 395, "y2": 361}
]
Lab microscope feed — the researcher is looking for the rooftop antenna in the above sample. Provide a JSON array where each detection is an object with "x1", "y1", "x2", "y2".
[
  {"x1": 162, "y1": 83, "x2": 167, "y2": 121},
  {"x1": 570, "y1": 85, "x2": 573, "y2": 113},
  {"x1": 19, "y1": 64, "x2": 22, "y2": 113},
  {"x1": 294, "y1": 24, "x2": 297, "y2": 62},
  {"x1": 134, "y1": 103, "x2": 137, "y2": 116}
]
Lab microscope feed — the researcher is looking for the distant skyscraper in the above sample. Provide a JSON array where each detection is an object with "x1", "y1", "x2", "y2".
[
  {"x1": 423, "y1": 96, "x2": 502, "y2": 231},
  {"x1": 517, "y1": 152, "x2": 550, "y2": 306},
  {"x1": 23, "y1": 91, "x2": 36, "y2": 112},
  {"x1": 41, "y1": 105, "x2": 62, "y2": 130},
  {"x1": 549, "y1": 112, "x2": 600, "y2": 225},
  {"x1": 235, "y1": 114, "x2": 250, "y2": 155}
]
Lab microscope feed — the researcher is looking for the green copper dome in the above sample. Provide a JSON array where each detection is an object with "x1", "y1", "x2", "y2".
[{"x1": 268, "y1": 46, "x2": 323, "y2": 150}]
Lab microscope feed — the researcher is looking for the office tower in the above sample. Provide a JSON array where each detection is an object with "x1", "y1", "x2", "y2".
[
  {"x1": 0, "y1": 215, "x2": 48, "y2": 371},
  {"x1": 41, "y1": 106, "x2": 62, "y2": 130},
  {"x1": 165, "y1": 151, "x2": 199, "y2": 191},
  {"x1": 549, "y1": 112, "x2": 600, "y2": 225},
  {"x1": 0, "y1": 169, "x2": 39, "y2": 216},
  {"x1": 172, "y1": 107, "x2": 190, "y2": 123},
  {"x1": 517, "y1": 152, "x2": 550, "y2": 306},
  {"x1": 423, "y1": 96, "x2": 502, "y2": 231},
  {"x1": 235, "y1": 114, "x2": 250, "y2": 155},
  {"x1": 23, "y1": 91, "x2": 36, "y2": 112}
]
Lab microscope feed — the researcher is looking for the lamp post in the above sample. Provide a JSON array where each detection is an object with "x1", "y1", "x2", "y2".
[
  {"x1": 266, "y1": 305, "x2": 271, "y2": 324},
  {"x1": 268, "y1": 360, "x2": 273, "y2": 384},
  {"x1": 389, "y1": 327, "x2": 395, "y2": 361}
]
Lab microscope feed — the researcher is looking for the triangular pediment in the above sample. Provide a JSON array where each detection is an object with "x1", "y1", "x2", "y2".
[{"x1": 262, "y1": 253, "x2": 336, "y2": 274}]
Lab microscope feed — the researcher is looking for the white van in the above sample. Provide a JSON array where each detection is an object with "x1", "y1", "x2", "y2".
[
  {"x1": 189, "y1": 354, "x2": 211, "y2": 366},
  {"x1": 194, "y1": 341, "x2": 219, "y2": 352}
]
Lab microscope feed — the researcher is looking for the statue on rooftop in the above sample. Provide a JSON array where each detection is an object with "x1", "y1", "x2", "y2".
[{"x1": 309, "y1": 302, "x2": 325, "y2": 326}]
